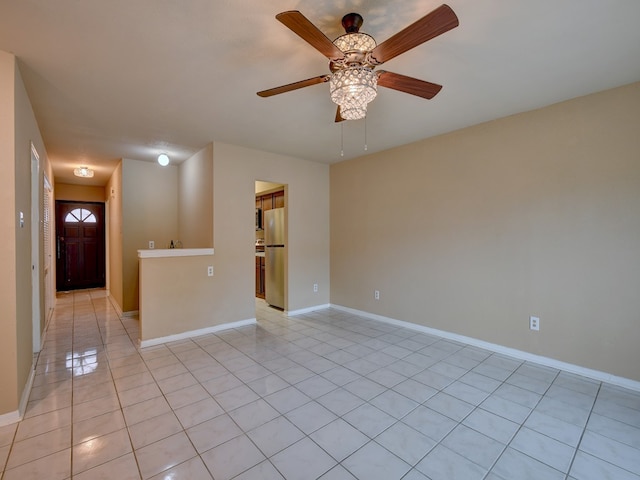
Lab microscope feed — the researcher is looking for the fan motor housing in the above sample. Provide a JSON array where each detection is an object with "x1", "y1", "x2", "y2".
[{"x1": 341, "y1": 13, "x2": 363, "y2": 33}]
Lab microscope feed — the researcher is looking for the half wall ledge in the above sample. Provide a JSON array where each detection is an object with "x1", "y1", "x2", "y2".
[
  {"x1": 138, "y1": 248, "x2": 214, "y2": 258},
  {"x1": 138, "y1": 248, "x2": 220, "y2": 343}
]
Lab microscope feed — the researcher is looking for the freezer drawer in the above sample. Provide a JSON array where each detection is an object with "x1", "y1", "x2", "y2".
[{"x1": 265, "y1": 246, "x2": 284, "y2": 309}]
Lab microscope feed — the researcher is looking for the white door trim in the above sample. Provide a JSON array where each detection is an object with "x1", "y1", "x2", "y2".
[{"x1": 30, "y1": 142, "x2": 41, "y2": 353}]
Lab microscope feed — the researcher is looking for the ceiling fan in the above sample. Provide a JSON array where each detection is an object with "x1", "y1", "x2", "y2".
[{"x1": 257, "y1": 4, "x2": 459, "y2": 122}]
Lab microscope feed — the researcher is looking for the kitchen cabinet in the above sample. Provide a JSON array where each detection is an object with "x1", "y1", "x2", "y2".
[
  {"x1": 256, "y1": 189, "x2": 284, "y2": 229},
  {"x1": 255, "y1": 255, "x2": 265, "y2": 298},
  {"x1": 274, "y1": 190, "x2": 284, "y2": 208}
]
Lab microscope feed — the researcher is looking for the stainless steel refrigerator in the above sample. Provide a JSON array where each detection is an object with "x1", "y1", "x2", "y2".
[{"x1": 265, "y1": 208, "x2": 285, "y2": 309}]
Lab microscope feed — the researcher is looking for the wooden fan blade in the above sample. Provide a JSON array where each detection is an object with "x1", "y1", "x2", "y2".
[
  {"x1": 335, "y1": 106, "x2": 345, "y2": 123},
  {"x1": 369, "y1": 4, "x2": 458, "y2": 65},
  {"x1": 377, "y1": 71, "x2": 442, "y2": 99},
  {"x1": 257, "y1": 75, "x2": 330, "y2": 97},
  {"x1": 276, "y1": 11, "x2": 345, "y2": 61}
]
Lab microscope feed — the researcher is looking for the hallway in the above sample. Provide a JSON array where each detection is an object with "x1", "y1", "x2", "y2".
[{"x1": 0, "y1": 290, "x2": 639, "y2": 479}]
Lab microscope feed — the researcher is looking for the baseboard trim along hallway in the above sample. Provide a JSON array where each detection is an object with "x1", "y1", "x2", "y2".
[{"x1": 139, "y1": 318, "x2": 258, "y2": 348}]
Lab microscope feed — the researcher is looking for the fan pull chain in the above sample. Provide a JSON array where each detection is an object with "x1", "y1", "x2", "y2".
[
  {"x1": 341, "y1": 123, "x2": 344, "y2": 157},
  {"x1": 364, "y1": 116, "x2": 368, "y2": 151}
]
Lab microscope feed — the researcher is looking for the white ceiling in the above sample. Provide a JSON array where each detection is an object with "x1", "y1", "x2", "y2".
[{"x1": 1, "y1": 0, "x2": 640, "y2": 186}]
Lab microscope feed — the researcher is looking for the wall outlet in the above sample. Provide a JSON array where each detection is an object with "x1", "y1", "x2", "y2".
[
  {"x1": 530, "y1": 316, "x2": 540, "y2": 331},
  {"x1": 207, "y1": 266, "x2": 214, "y2": 277},
  {"x1": 374, "y1": 290, "x2": 380, "y2": 300},
  {"x1": 148, "y1": 240, "x2": 155, "y2": 249},
  {"x1": 313, "y1": 283, "x2": 318, "y2": 293}
]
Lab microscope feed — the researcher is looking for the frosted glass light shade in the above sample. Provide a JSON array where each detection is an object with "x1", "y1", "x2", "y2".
[
  {"x1": 158, "y1": 153, "x2": 170, "y2": 166},
  {"x1": 73, "y1": 166, "x2": 94, "y2": 178}
]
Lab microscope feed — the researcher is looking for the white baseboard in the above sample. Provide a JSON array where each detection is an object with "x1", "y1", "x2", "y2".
[
  {"x1": 331, "y1": 304, "x2": 640, "y2": 393},
  {"x1": 108, "y1": 294, "x2": 123, "y2": 317},
  {"x1": 19, "y1": 366, "x2": 36, "y2": 418},
  {"x1": 1, "y1": 363, "x2": 36, "y2": 427},
  {"x1": 42, "y1": 306, "x2": 54, "y2": 348},
  {"x1": 286, "y1": 304, "x2": 331, "y2": 316},
  {"x1": 0, "y1": 409, "x2": 21, "y2": 427},
  {"x1": 106, "y1": 295, "x2": 138, "y2": 318},
  {"x1": 139, "y1": 318, "x2": 257, "y2": 348},
  {"x1": 39, "y1": 315, "x2": 50, "y2": 352}
]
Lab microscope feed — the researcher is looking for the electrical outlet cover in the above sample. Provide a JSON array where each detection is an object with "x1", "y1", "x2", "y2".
[{"x1": 530, "y1": 316, "x2": 540, "y2": 331}]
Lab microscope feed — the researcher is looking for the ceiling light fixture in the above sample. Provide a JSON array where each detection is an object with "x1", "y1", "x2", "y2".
[
  {"x1": 330, "y1": 66, "x2": 378, "y2": 120},
  {"x1": 328, "y1": 15, "x2": 378, "y2": 120},
  {"x1": 157, "y1": 153, "x2": 170, "y2": 166},
  {"x1": 73, "y1": 166, "x2": 94, "y2": 178},
  {"x1": 258, "y1": 6, "x2": 459, "y2": 124}
]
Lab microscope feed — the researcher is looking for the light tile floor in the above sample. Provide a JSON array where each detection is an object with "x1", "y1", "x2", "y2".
[{"x1": 1, "y1": 289, "x2": 639, "y2": 479}]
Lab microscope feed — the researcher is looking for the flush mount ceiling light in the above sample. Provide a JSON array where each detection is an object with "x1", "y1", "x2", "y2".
[
  {"x1": 257, "y1": 6, "x2": 459, "y2": 122},
  {"x1": 157, "y1": 153, "x2": 170, "y2": 166},
  {"x1": 73, "y1": 166, "x2": 94, "y2": 178}
]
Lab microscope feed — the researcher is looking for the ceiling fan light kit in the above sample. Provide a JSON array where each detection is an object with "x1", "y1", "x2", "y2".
[
  {"x1": 333, "y1": 31, "x2": 376, "y2": 54},
  {"x1": 330, "y1": 67, "x2": 378, "y2": 120},
  {"x1": 257, "y1": 4, "x2": 459, "y2": 122}
]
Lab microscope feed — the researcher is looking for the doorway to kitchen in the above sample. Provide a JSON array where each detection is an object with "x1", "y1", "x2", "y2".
[
  {"x1": 55, "y1": 201, "x2": 106, "y2": 291},
  {"x1": 255, "y1": 181, "x2": 287, "y2": 310}
]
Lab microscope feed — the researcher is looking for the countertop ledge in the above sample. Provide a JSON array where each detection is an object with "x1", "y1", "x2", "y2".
[{"x1": 138, "y1": 248, "x2": 214, "y2": 258}]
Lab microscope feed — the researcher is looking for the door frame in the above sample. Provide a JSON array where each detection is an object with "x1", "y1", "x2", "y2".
[
  {"x1": 30, "y1": 143, "x2": 42, "y2": 352},
  {"x1": 56, "y1": 200, "x2": 106, "y2": 291},
  {"x1": 254, "y1": 181, "x2": 288, "y2": 310},
  {"x1": 43, "y1": 174, "x2": 54, "y2": 325}
]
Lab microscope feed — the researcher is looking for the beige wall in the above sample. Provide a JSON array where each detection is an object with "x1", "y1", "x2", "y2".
[
  {"x1": 122, "y1": 159, "x2": 178, "y2": 312},
  {"x1": 0, "y1": 51, "x2": 19, "y2": 416},
  {"x1": 106, "y1": 162, "x2": 123, "y2": 311},
  {"x1": 55, "y1": 183, "x2": 105, "y2": 202},
  {"x1": 14, "y1": 57, "x2": 47, "y2": 401},
  {"x1": 213, "y1": 142, "x2": 330, "y2": 320},
  {"x1": 331, "y1": 81, "x2": 640, "y2": 382},
  {"x1": 178, "y1": 143, "x2": 213, "y2": 247},
  {"x1": 255, "y1": 181, "x2": 283, "y2": 194},
  {"x1": 136, "y1": 143, "x2": 329, "y2": 343},
  {"x1": 0, "y1": 52, "x2": 51, "y2": 417},
  {"x1": 139, "y1": 253, "x2": 217, "y2": 341}
]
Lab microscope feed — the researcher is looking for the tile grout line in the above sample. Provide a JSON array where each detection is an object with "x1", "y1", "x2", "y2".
[
  {"x1": 97, "y1": 291, "x2": 145, "y2": 480},
  {"x1": 137, "y1": 337, "x2": 218, "y2": 478},
  {"x1": 562, "y1": 381, "x2": 601, "y2": 480},
  {"x1": 480, "y1": 365, "x2": 562, "y2": 480}
]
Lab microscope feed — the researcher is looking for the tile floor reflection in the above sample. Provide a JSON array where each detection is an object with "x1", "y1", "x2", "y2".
[{"x1": 0, "y1": 289, "x2": 639, "y2": 479}]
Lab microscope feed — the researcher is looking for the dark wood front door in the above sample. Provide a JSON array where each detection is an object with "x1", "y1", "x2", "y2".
[{"x1": 56, "y1": 201, "x2": 105, "y2": 291}]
